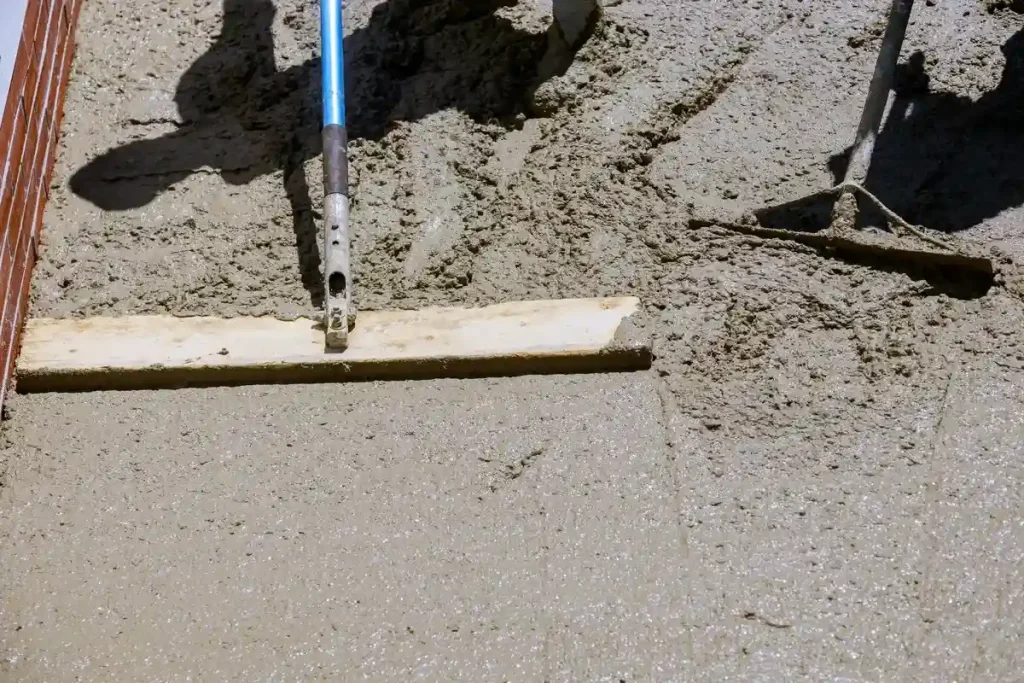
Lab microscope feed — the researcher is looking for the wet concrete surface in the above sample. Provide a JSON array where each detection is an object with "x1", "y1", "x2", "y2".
[
  {"x1": 4, "y1": 0, "x2": 1024, "y2": 679},
  {"x1": 2, "y1": 375, "x2": 689, "y2": 680}
]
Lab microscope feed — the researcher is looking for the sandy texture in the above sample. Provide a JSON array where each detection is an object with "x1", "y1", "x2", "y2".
[
  {"x1": 4, "y1": 0, "x2": 1024, "y2": 679},
  {"x1": 29, "y1": 0, "x2": 1024, "y2": 318},
  {"x1": 1, "y1": 376, "x2": 691, "y2": 680}
]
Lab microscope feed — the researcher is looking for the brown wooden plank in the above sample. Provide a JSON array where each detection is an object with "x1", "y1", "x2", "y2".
[{"x1": 17, "y1": 298, "x2": 652, "y2": 392}]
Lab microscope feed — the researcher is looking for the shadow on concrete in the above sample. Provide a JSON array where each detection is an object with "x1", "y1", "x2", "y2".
[
  {"x1": 69, "y1": 0, "x2": 582, "y2": 306},
  {"x1": 755, "y1": 26, "x2": 1024, "y2": 237}
]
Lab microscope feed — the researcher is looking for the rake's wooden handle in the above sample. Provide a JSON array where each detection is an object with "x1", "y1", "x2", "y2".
[{"x1": 843, "y1": 0, "x2": 916, "y2": 186}]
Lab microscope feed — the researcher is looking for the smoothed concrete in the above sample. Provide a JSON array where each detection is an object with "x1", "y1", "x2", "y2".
[{"x1": 1, "y1": 374, "x2": 687, "y2": 680}]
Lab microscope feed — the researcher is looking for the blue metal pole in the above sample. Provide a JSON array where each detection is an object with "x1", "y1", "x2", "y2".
[
  {"x1": 320, "y1": 0, "x2": 352, "y2": 349},
  {"x1": 320, "y1": 0, "x2": 345, "y2": 128}
]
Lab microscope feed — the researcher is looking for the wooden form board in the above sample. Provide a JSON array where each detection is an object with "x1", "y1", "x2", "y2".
[{"x1": 16, "y1": 297, "x2": 652, "y2": 392}]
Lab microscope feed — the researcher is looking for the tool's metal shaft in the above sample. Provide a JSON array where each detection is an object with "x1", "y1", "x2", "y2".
[
  {"x1": 321, "y1": 0, "x2": 351, "y2": 349},
  {"x1": 842, "y1": 0, "x2": 915, "y2": 186}
]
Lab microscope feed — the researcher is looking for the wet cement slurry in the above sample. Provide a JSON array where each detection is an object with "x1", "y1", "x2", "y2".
[
  {"x1": 2, "y1": 376, "x2": 690, "y2": 680},
  {"x1": 3, "y1": 0, "x2": 1024, "y2": 679}
]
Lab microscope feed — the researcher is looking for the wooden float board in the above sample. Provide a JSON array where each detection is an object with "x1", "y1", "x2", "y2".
[{"x1": 16, "y1": 297, "x2": 651, "y2": 392}]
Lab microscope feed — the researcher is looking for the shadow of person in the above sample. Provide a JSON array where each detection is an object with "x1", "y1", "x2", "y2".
[
  {"x1": 827, "y1": 27, "x2": 1024, "y2": 234},
  {"x1": 69, "y1": 0, "x2": 577, "y2": 306}
]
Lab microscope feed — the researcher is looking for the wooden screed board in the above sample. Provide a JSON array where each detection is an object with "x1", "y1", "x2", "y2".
[{"x1": 16, "y1": 297, "x2": 652, "y2": 392}]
